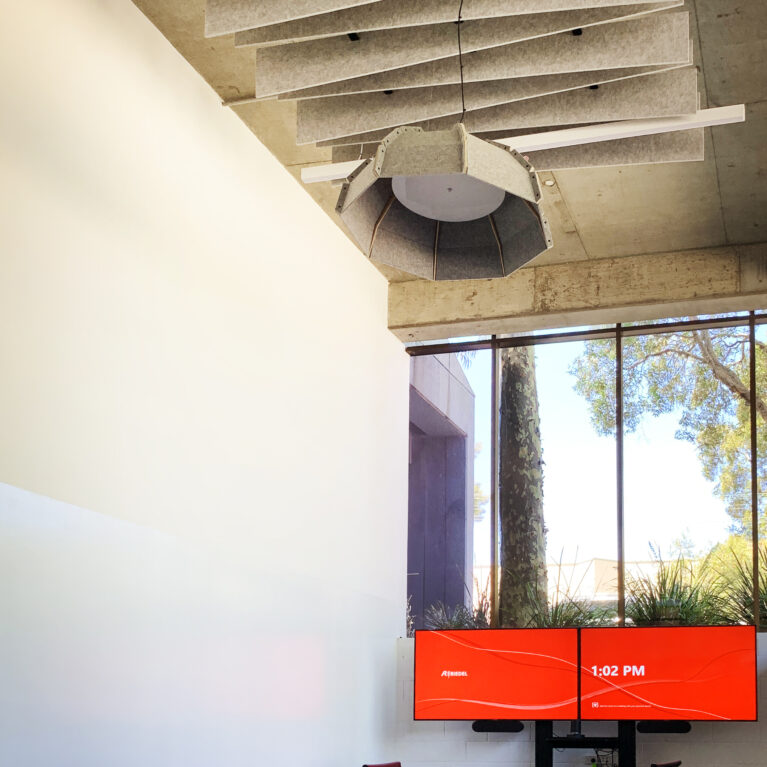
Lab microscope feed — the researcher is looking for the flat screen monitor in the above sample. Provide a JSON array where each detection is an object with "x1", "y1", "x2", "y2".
[
  {"x1": 580, "y1": 625, "x2": 757, "y2": 721},
  {"x1": 414, "y1": 628, "x2": 579, "y2": 720}
]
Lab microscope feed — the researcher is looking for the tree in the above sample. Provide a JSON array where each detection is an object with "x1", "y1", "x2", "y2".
[
  {"x1": 473, "y1": 442, "x2": 491, "y2": 521},
  {"x1": 570, "y1": 324, "x2": 767, "y2": 535},
  {"x1": 457, "y1": 349, "x2": 547, "y2": 624},
  {"x1": 474, "y1": 484, "x2": 489, "y2": 521},
  {"x1": 498, "y1": 347, "x2": 548, "y2": 626}
]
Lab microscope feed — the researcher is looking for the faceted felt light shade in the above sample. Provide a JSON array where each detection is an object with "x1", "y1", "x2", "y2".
[{"x1": 336, "y1": 124, "x2": 552, "y2": 281}]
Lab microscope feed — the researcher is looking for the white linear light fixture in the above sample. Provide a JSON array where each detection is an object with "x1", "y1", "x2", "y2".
[
  {"x1": 302, "y1": 106, "x2": 746, "y2": 183},
  {"x1": 336, "y1": 124, "x2": 551, "y2": 280}
]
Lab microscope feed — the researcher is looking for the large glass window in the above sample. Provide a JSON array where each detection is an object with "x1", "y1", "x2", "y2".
[
  {"x1": 464, "y1": 350, "x2": 493, "y2": 623},
  {"x1": 497, "y1": 340, "x2": 617, "y2": 628},
  {"x1": 621, "y1": 325, "x2": 750, "y2": 625},
  {"x1": 755, "y1": 319, "x2": 767, "y2": 626},
  {"x1": 408, "y1": 314, "x2": 765, "y2": 630},
  {"x1": 407, "y1": 350, "x2": 490, "y2": 631}
]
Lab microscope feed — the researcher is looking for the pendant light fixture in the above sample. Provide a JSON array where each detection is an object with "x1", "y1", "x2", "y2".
[{"x1": 335, "y1": 123, "x2": 552, "y2": 281}]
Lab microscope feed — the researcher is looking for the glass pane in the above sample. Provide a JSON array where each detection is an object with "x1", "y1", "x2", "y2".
[
  {"x1": 757, "y1": 322, "x2": 766, "y2": 628},
  {"x1": 622, "y1": 325, "x2": 752, "y2": 625},
  {"x1": 464, "y1": 350, "x2": 493, "y2": 625},
  {"x1": 407, "y1": 350, "x2": 490, "y2": 631},
  {"x1": 498, "y1": 339, "x2": 618, "y2": 627}
]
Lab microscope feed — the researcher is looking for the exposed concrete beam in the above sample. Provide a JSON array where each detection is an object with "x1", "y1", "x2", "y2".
[{"x1": 388, "y1": 243, "x2": 767, "y2": 341}]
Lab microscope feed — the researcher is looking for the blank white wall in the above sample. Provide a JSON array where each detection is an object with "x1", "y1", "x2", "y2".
[{"x1": 0, "y1": 1, "x2": 409, "y2": 764}]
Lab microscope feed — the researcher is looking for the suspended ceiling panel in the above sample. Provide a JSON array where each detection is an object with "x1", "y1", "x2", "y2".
[
  {"x1": 313, "y1": 71, "x2": 698, "y2": 147},
  {"x1": 254, "y1": 5, "x2": 683, "y2": 96},
  {"x1": 233, "y1": 0, "x2": 682, "y2": 46},
  {"x1": 275, "y1": 26, "x2": 692, "y2": 101},
  {"x1": 205, "y1": 0, "x2": 383, "y2": 37},
  {"x1": 448, "y1": 68, "x2": 698, "y2": 132},
  {"x1": 301, "y1": 67, "x2": 697, "y2": 144},
  {"x1": 526, "y1": 128, "x2": 704, "y2": 169},
  {"x1": 257, "y1": 8, "x2": 687, "y2": 97},
  {"x1": 202, "y1": 0, "x2": 752, "y2": 282},
  {"x1": 131, "y1": 0, "x2": 764, "y2": 290},
  {"x1": 295, "y1": 63, "x2": 685, "y2": 143}
]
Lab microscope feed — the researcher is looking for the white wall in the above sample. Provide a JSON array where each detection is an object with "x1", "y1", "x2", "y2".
[
  {"x1": 395, "y1": 637, "x2": 767, "y2": 767},
  {"x1": 0, "y1": 1, "x2": 409, "y2": 764}
]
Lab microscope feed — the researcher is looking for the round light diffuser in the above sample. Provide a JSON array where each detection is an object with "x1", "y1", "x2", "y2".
[
  {"x1": 392, "y1": 173, "x2": 506, "y2": 222},
  {"x1": 336, "y1": 124, "x2": 551, "y2": 281}
]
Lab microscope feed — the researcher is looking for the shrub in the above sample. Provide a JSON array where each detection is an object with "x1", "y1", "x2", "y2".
[
  {"x1": 424, "y1": 600, "x2": 489, "y2": 630},
  {"x1": 709, "y1": 540, "x2": 767, "y2": 625},
  {"x1": 625, "y1": 548, "x2": 726, "y2": 626}
]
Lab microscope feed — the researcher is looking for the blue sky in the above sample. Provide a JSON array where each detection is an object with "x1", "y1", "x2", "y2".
[{"x1": 460, "y1": 343, "x2": 732, "y2": 569}]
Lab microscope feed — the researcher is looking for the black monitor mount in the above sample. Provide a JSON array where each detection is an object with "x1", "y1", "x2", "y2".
[{"x1": 535, "y1": 720, "x2": 636, "y2": 767}]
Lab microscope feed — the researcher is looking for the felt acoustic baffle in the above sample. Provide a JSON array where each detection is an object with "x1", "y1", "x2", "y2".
[
  {"x1": 526, "y1": 128, "x2": 704, "y2": 169},
  {"x1": 313, "y1": 66, "x2": 697, "y2": 146},
  {"x1": 256, "y1": 8, "x2": 688, "y2": 97},
  {"x1": 237, "y1": 0, "x2": 678, "y2": 47},
  {"x1": 205, "y1": 0, "x2": 383, "y2": 38},
  {"x1": 296, "y1": 62, "x2": 690, "y2": 143},
  {"x1": 336, "y1": 124, "x2": 552, "y2": 281},
  {"x1": 460, "y1": 67, "x2": 698, "y2": 133},
  {"x1": 332, "y1": 143, "x2": 380, "y2": 162},
  {"x1": 327, "y1": 128, "x2": 704, "y2": 169},
  {"x1": 212, "y1": 0, "x2": 705, "y2": 185},
  {"x1": 326, "y1": 124, "x2": 586, "y2": 151},
  {"x1": 234, "y1": 0, "x2": 679, "y2": 46},
  {"x1": 275, "y1": 10, "x2": 690, "y2": 101},
  {"x1": 328, "y1": 126, "x2": 587, "y2": 161}
]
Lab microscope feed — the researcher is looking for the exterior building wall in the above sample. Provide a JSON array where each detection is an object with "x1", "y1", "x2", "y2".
[{"x1": 409, "y1": 355, "x2": 476, "y2": 627}]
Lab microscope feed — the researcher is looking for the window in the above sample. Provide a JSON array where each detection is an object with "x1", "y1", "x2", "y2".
[{"x1": 408, "y1": 314, "x2": 765, "y2": 630}]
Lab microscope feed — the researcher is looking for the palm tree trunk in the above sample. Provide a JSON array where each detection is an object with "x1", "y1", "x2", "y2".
[{"x1": 498, "y1": 346, "x2": 547, "y2": 626}]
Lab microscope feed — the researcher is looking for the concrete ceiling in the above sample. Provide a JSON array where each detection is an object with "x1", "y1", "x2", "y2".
[{"x1": 132, "y1": 0, "x2": 766, "y2": 300}]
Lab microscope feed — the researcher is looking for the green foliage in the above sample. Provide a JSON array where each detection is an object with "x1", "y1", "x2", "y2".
[
  {"x1": 473, "y1": 444, "x2": 489, "y2": 521},
  {"x1": 522, "y1": 555, "x2": 616, "y2": 628},
  {"x1": 423, "y1": 547, "x2": 765, "y2": 630},
  {"x1": 457, "y1": 349, "x2": 477, "y2": 369},
  {"x1": 709, "y1": 538, "x2": 767, "y2": 625},
  {"x1": 570, "y1": 325, "x2": 767, "y2": 534},
  {"x1": 669, "y1": 530, "x2": 697, "y2": 559},
  {"x1": 471, "y1": 576, "x2": 492, "y2": 629},
  {"x1": 524, "y1": 585, "x2": 615, "y2": 628},
  {"x1": 423, "y1": 600, "x2": 490, "y2": 630},
  {"x1": 423, "y1": 578, "x2": 491, "y2": 631},
  {"x1": 625, "y1": 548, "x2": 726, "y2": 626},
  {"x1": 406, "y1": 595, "x2": 415, "y2": 638},
  {"x1": 473, "y1": 483, "x2": 489, "y2": 522}
]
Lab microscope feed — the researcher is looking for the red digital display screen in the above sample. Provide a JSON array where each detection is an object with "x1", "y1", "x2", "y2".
[
  {"x1": 580, "y1": 626, "x2": 757, "y2": 721},
  {"x1": 414, "y1": 626, "x2": 756, "y2": 722},
  {"x1": 414, "y1": 629, "x2": 579, "y2": 720}
]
